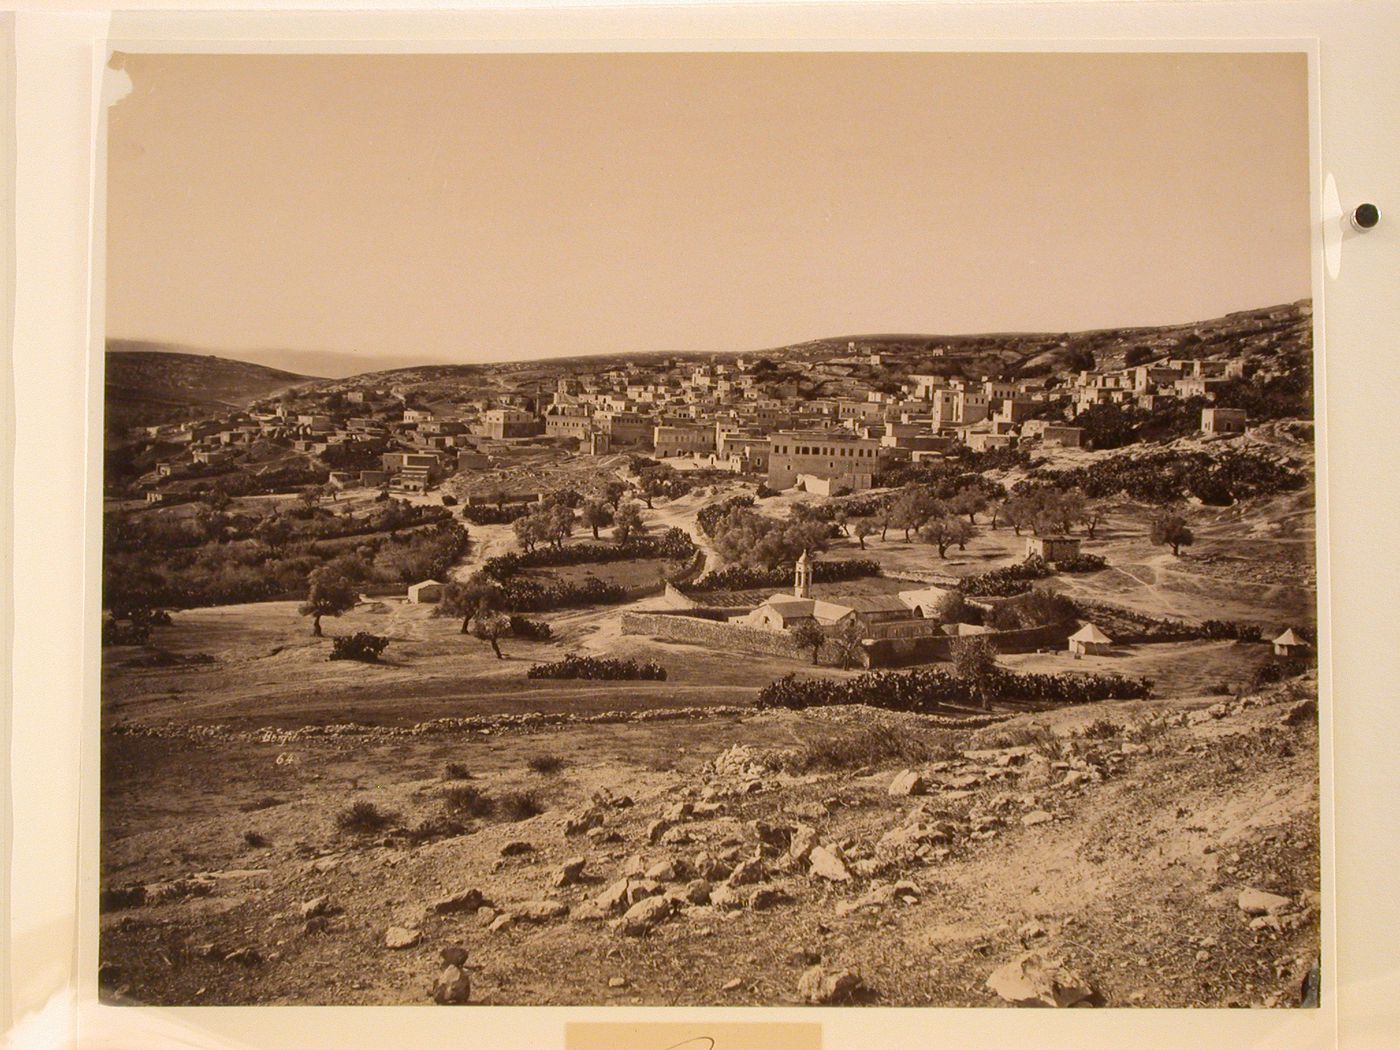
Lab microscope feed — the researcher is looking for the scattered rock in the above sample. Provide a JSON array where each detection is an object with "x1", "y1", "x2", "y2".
[
  {"x1": 727, "y1": 858, "x2": 765, "y2": 886},
  {"x1": 645, "y1": 859, "x2": 680, "y2": 882},
  {"x1": 564, "y1": 808, "x2": 604, "y2": 837},
  {"x1": 432, "y1": 965, "x2": 470, "y2": 1004},
  {"x1": 224, "y1": 947, "x2": 262, "y2": 967},
  {"x1": 513, "y1": 899, "x2": 569, "y2": 923},
  {"x1": 1237, "y1": 888, "x2": 1292, "y2": 916},
  {"x1": 797, "y1": 965, "x2": 866, "y2": 1004},
  {"x1": 298, "y1": 896, "x2": 334, "y2": 919},
  {"x1": 553, "y1": 857, "x2": 587, "y2": 888},
  {"x1": 646, "y1": 819, "x2": 673, "y2": 844},
  {"x1": 616, "y1": 895, "x2": 673, "y2": 936},
  {"x1": 788, "y1": 825, "x2": 820, "y2": 864},
  {"x1": 608, "y1": 976, "x2": 628, "y2": 989},
  {"x1": 986, "y1": 952, "x2": 1093, "y2": 1008},
  {"x1": 302, "y1": 916, "x2": 329, "y2": 936},
  {"x1": 430, "y1": 888, "x2": 488, "y2": 915},
  {"x1": 487, "y1": 914, "x2": 514, "y2": 933},
  {"x1": 500, "y1": 841, "x2": 534, "y2": 857},
  {"x1": 722, "y1": 978, "x2": 743, "y2": 992},
  {"x1": 1021, "y1": 811, "x2": 1054, "y2": 828},
  {"x1": 748, "y1": 886, "x2": 791, "y2": 910},
  {"x1": 888, "y1": 769, "x2": 927, "y2": 796},
  {"x1": 683, "y1": 879, "x2": 712, "y2": 905},
  {"x1": 385, "y1": 926, "x2": 422, "y2": 950},
  {"x1": 440, "y1": 946, "x2": 468, "y2": 967},
  {"x1": 807, "y1": 846, "x2": 852, "y2": 882}
]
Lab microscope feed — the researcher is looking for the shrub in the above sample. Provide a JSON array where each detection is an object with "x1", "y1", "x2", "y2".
[
  {"x1": 101, "y1": 617, "x2": 150, "y2": 647},
  {"x1": 1199, "y1": 619, "x2": 1264, "y2": 642},
  {"x1": 335, "y1": 800, "x2": 395, "y2": 835},
  {"x1": 1251, "y1": 658, "x2": 1312, "y2": 690},
  {"x1": 690, "y1": 558, "x2": 880, "y2": 592},
  {"x1": 1055, "y1": 553, "x2": 1107, "y2": 573},
  {"x1": 526, "y1": 753, "x2": 566, "y2": 775},
  {"x1": 243, "y1": 830, "x2": 269, "y2": 847},
  {"x1": 441, "y1": 785, "x2": 495, "y2": 820},
  {"x1": 756, "y1": 666, "x2": 1152, "y2": 713},
  {"x1": 442, "y1": 763, "x2": 473, "y2": 781},
  {"x1": 697, "y1": 494, "x2": 755, "y2": 537},
  {"x1": 329, "y1": 632, "x2": 390, "y2": 663},
  {"x1": 508, "y1": 615, "x2": 553, "y2": 640},
  {"x1": 526, "y1": 654, "x2": 667, "y2": 680},
  {"x1": 784, "y1": 723, "x2": 958, "y2": 773},
  {"x1": 961, "y1": 557, "x2": 1052, "y2": 597},
  {"x1": 755, "y1": 484, "x2": 778, "y2": 498},
  {"x1": 440, "y1": 494, "x2": 458, "y2": 507},
  {"x1": 497, "y1": 790, "x2": 545, "y2": 822},
  {"x1": 985, "y1": 588, "x2": 1078, "y2": 631},
  {"x1": 1078, "y1": 718, "x2": 1123, "y2": 741},
  {"x1": 460, "y1": 503, "x2": 533, "y2": 526}
]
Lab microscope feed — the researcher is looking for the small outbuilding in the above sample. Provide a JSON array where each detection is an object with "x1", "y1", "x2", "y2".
[
  {"x1": 1068, "y1": 622, "x2": 1113, "y2": 656},
  {"x1": 407, "y1": 579, "x2": 445, "y2": 604},
  {"x1": 1027, "y1": 535, "x2": 1081, "y2": 564},
  {"x1": 1272, "y1": 628, "x2": 1311, "y2": 658}
]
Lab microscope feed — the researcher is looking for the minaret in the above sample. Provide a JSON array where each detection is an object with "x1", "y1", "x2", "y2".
[{"x1": 794, "y1": 550, "x2": 813, "y2": 599}]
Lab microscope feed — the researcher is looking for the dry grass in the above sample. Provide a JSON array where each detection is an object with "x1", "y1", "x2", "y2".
[
  {"x1": 526, "y1": 753, "x2": 567, "y2": 775},
  {"x1": 333, "y1": 800, "x2": 396, "y2": 835},
  {"x1": 497, "y1": 789, "x2": 545, "y2": 821},
  {"x1": 441, "y1": 785, "x2": 495, "y2": 819}
]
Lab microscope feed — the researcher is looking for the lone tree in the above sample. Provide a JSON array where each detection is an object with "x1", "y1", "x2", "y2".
[
  {"x1": 299, "y1": 567, "x2": 356, "y2": 637},
  {"x1": 1150, "y1": 510, "x2": 1194, "y2": 556},
  {"x1": 948, "y1": 486, "x2": 989, "y2": 525},
  {"x1": 830, "y1": 618, "x2": 868, "y2": 670},
  {"x1": 950, "y1": 634, "x2": 999, "y2": 710},
  {"x1": 1082, "y1": 501, "x2": 1107, "y2": 540},
  {"x1": 920, "y1": 516, "x2": 974, "y2": 558},
  {"x1": 852, "y1": 518, "x2": 876, "y2": 550},
  {"x1": 612, "y1": 500, "x2": 647, "y2": 544},
  {"x1": 789, "y1": 621, "x2": 827, "y2": 666},
  {"x1": 440, "y1": 573, "x2": 502, "y2": 633},
  {"x1": 469, "y1": 610, "x2": 513, "y2": 660},
  {"x1": 579, "y1": 499, "x2": 611, "y2": 540}
]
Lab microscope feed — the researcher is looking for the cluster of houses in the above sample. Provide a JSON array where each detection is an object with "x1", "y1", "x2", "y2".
[{"x1": 132, "y1": 335, "x2": 1258, "y2": 502}]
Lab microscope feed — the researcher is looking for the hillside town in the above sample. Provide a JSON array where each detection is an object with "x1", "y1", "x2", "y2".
[{"x1": 111, "y1": 300, "x2": 1308, "y2": 509}]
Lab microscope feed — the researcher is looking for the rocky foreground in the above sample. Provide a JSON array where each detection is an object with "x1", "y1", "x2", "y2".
[{"x1": 99, "y1": 675, "x2": 1320, "y2": 1008}]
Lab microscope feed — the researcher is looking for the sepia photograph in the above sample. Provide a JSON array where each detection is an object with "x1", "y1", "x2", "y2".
[{"x1": 97, "y1": 50, "x2": 1321, "y2": 1009}]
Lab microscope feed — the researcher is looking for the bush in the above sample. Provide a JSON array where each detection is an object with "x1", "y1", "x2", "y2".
[
  {"x1": 461, "y1": 503, "x2": 532, "y2": 526},
  {"x1": 442, "y1": 763, "x2": 473, "y2": 781},
  {"x1": 1251, "y1": 658, "x2": 1312, "y2": 690},
  {"x1": 756, "y1": 666, "x2": 1152, "y2": 713},
  {"x1": 441, "y1": 785, "x2": 495, "y2": 819},
  {"x1": 329, "y1": 632, "x2": 390, "y2": 663},
  {"x1": 440, "y1": 494, "x2": 458, "y2": 507},
  {"x1": 497, "y1": 790, "x2": 545, "y2": 821},
  {"x1": 526, "y1": 654, "x2": 667, "y2": 681},
  {"x1": 1055, "y1": 553, "x2": 1107, "y2": 573},
  {"x1": 961, "y1": 557, "x2": 1052, "y2": 597},
  {"x1": 784, "y1": 723, "x2": 958, "y2": 773},
  {"x1": 1199, "y1": 619, "x2": 1264, "y2": 642},
  {"x1": 690, "y1": 558, "x2": 880, "y2": 593},
  {"x1": 335, "y1": 800, "x2": 396, "y2": 835},
  {"x1": 481, "y1": 528, "x2": 696, "y2": 579},
  {"x1": 526, "y1": 753, "x2": 566, "y2": 775},
  {"x1": 243, "y1": 830, "x2": 269, "y2": 847},
  {"x1": 1078, "y1": 718, "x2": 1123, "y2": 741},
  {"x1": 697, "y1": 495, "x2": 755, "y2": 537},
  {"x1": 494, "y1": 576, "x2": 630, "y2": 612},
  {"x1": 985, "y1": 588, "x2": 1078, "y2": 631},
  {"x1": 754, "y1": 484, "x2": 778, "y2": 499},
  {"x1": 101, "y1": 617, "x2": 150, "y2": 647},
  {"x1": 1031, "y1": 448, "x2": 1305, "y2": 506},
  {"x1": 508, "y1": 615, "x2": 553, "y2": 640}
]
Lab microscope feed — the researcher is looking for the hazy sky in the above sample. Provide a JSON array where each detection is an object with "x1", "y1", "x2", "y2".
[{"x1": 106, "y1": 51, "x2": 1311, "y2": 366}]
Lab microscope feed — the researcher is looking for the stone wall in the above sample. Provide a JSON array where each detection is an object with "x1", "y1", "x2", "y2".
[
  {"x1": 620, "y1": 611, "x2": 815, "y2": 662},
  {"x1": 863, "y1": 620, "x2": 1075, "y2": 668}
]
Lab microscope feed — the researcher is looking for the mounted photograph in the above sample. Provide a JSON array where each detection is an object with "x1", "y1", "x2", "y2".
[{"x1": 98, "y1": 50, "x2": 1321, "y2": 1009}]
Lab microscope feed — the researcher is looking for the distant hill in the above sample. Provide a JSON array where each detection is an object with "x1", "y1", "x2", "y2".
[{"x1": 105, "y1": 345, "x2": 322, "y2": 431}]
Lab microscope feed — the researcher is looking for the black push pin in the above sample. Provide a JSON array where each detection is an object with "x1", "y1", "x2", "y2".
[{"x1": 1349, "y1": 203, "x2": 1380, "y2": 232}]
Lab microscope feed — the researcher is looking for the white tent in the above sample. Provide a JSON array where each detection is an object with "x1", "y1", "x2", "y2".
[
  {"x1": 1273, "y1": 628, "x2": 1311, "y2": 656},
  {"x1": 1068, "y1": 622, "x2": 1113, "y2": 656}
]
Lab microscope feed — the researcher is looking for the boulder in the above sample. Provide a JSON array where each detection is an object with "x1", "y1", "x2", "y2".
[
  {"x1": 646, "y1": 819, "x2": 673, "y2": 844},
  {"x1": 788, "y1": 825, "x2": 820, "y2": 865},
  {"x1": 807, "y1": 846, "x2": 852, "y2": 882},
  {"x1": 727, "y1": 857, "x2": 765, "y2": 886},
  {"x1": 645, "y1": 859, "x2": 681, "y2": 882},
  {"x1": 430, "y1": 888, "x2": 488, "y2": 915},
  {"x1": 1237, "y1": 888, "x2": 1292, "y2": 916},
  {"x1": 500, "y1": 841, "x2": 534, "y2": 857},
  {"x1": 986, "y1": 952, "x2": 1093, "y2": 1007},
  {"x1": 748, "y1": 886, "x2": 791, "y2": 910},
  {"x1": 797, "y1": 965, "x2": 866, "y2": 1004},
  {"x1": 616, "y1": 895, "x2": 673, "y2": 936},
  {"x1": 888, "y1": 770, "x2": 927, "y2": 797},
  {"x1": 564, "y1": 808, "x2": 604, "y2": 837},
  {"x1": 1283, "y1": 699, "x2": 1317, "y2": 726},
  {"x1": 1021, "y1": 811, "x2": 1054, "y2": 828},
  {"x1": 440, "y1": 946, "x2": 468, "y2": 968},
  {"x1": 487, "y1": 913, "x2": 514, "y2": 933},
  {"x1": 683, "y1": 879, "x2": 712, "y2": 905},
  {"x1": 431, "y1": 964, "x2": 470, "y2": 1005},
  {"x1": 553, "y1": 857, "x2": 587, "y2": 888},
  {"x1": 298, "y1": 896, "x2": 334, "y2": 919},
  {"x1": 384, "y1": 926, "x2": 422, "y2": 950},
  {"x1": 513, "y1": 899, "x2": 569, "y2": 924}
]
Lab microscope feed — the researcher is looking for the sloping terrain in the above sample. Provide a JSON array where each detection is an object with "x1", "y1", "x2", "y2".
[
  {"x1": 105, "y1": 345, "x2": 321, "y2": 430},
  {"x1": 97, "y1": 675, "x2": 1319, "y2": 1008}
]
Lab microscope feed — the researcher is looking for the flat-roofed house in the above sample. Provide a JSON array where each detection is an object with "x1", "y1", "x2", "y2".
[{"x1": 1201, "y1": 407, "x2": 1248, "y2": 436}]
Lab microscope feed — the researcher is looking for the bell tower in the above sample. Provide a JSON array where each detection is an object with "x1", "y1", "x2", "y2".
[{"x1": 794, "y1": 550, "x2": 813, "y2": 599}]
